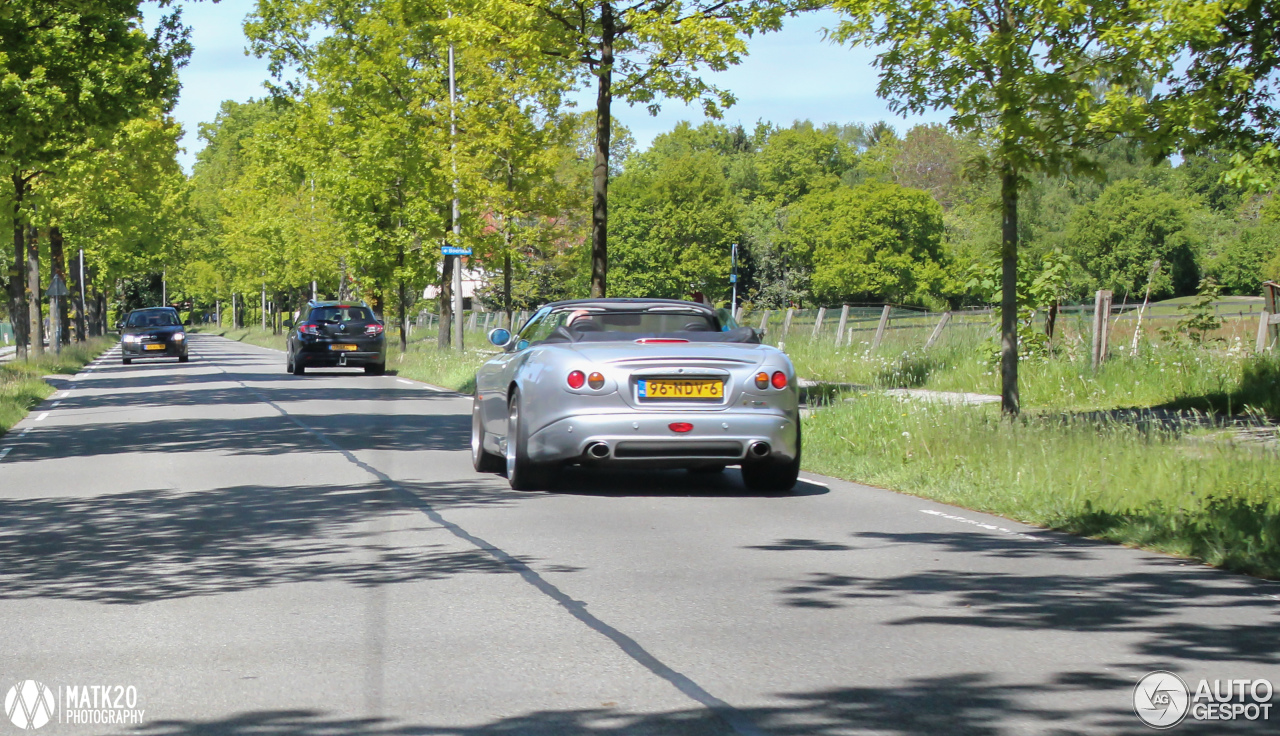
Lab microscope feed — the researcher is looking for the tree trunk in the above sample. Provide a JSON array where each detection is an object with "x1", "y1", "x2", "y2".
[
  {"x1": 26, "y1": 222, "x2": 42, "y2": 355},
  {"x1": 589, "y1": 3, "x2": 615, "y2": 298},
  {"x1": 1000, "y1": 166, "x2": 1020, "y2": 416},
  {"x1": 397, "y1": 277, "x2": 407, "y2": 352},
  {"x1": 73, "y1": 248, "x2": 86, "y2": 342},
  {"x1": 50, "y1": 226, "x2": 69, "y2": 345},
  {"x1": 9, "y1": 172, "x2": 29, "y2": 360},
  {"x1": 439, "y1": 247, "x2": 454, "y2": 349}
]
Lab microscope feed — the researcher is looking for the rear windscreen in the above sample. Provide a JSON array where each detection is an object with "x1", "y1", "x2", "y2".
[
  {"x1": 311, "y1": 306, "x2": 375, "y2": 323},
  {"x1": 567, "y1": 310, "x2": 717, "y2": 333}
]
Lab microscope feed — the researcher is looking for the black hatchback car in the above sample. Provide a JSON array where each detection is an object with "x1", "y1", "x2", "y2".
[
  {"x1": 286, "y1": 301, "x2": 387, "y2": 375},
  {"x1": 121, "y1": 307, "x2": 189, "y2": 364}
]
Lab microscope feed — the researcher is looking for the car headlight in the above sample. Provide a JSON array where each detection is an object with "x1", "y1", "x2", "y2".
[
  {"x1": 123, "y1": 334, "x2": 141, "y2": 343},
  {"x1": 173, "y1": 332, "x2": 185, "y2": 341}
]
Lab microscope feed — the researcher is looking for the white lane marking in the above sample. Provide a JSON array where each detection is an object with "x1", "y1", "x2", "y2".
[
  {"x1": 397, "y1": 379, "x2": 414, "y2": 385},
  {"x1": 19, "y1": 428, "x2": 31, "y2": 437},
  {"x1": 35, "y1": 412, "x2": 48, "y2": 421},
  {"x1": 51, "y1": 401, "x2": 61, "y2": 407},
  {"x1": 0, "y1": 447, "x2": 11, "y2": 462},
  {"x1": 799, "y1": 477, "x2": 829, "y2": 487},
  {"x1": 920, "y1": 509, "x2": 1063, "y2": 546}
]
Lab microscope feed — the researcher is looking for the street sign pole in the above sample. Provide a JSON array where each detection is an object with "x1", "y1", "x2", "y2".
[
  {"x1": 730, "y1": 243, "x2": 738, "y2": 314},
  {"x1": 45, "y1": 274, "x2": 70, "y2": 355},
  {"x1": 448, "y1": 22, "x2": 464, "y2": 353},
  {"x1": 78, "y1": 249, "x2": 86, "y2": 341}
]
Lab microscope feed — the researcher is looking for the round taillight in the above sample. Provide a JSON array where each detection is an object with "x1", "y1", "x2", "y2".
[
  {"x1": 668, "y1": 422, "x2": 693, "y2": 433},
  {"x1": 771, "y1": 371, "x2": 788, "y2": 389},
  {"x1": 755, "y1": 372, "x2": 770, "y2": 389},
  {"x1": 588, "y1": 371, "x2": 605, "y2": 389},
  {"x1": 567, "y1": 370, "x2": 586, "y2": 389}
]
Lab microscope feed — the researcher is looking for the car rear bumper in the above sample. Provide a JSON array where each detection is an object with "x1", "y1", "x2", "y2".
[
  {"x1": 295, "y1": 346, "x2": 384, "y2": 366},
  {"x1": 525, "y1": 409, "x2": 799, "y2": 468}
]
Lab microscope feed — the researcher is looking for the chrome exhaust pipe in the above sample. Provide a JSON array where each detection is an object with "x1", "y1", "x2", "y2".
[
  {"x1": 585, "y1": 442, "x2": 610, "y2": 459},
  {"x1": 748, "y1": 441, "x2": 771, "y2": 458}
]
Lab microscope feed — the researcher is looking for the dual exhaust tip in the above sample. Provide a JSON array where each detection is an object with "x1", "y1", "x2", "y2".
[{"x1": 582, "y1": 441, "x2": 771, "y2": 460}]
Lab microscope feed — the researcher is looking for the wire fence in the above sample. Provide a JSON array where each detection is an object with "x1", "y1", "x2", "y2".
[{"x1": 410, "y1": 296, "x2": 1277, "y2": 356}]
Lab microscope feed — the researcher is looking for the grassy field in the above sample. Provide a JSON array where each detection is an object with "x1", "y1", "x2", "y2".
[
  {"x1": 804, "y1": 389, "x2": 1280, "y2": 578},
  {"x1": 1, "y1": 338, "x2": 113, "y2": 435}
]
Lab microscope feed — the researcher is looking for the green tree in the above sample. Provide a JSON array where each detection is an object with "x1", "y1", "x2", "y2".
[
  {"x1": 779, "y1": 181, "x2": 947, "y2": 305},
  {"x1": 516, "y1": 0, "x2": 809, "y2": 297},
  {"x1": 1066, "y1": 179, "x2": 1201, "y2": 299},
  {"x1": 0, "y1": 1, "x2": 187, "y2": 357},
  {"x1": 832, "y1": 0, "x2": 1183, "y2": 414},
  {"x1": 1209, "y1": 224, "x2": 1280, "y2": 294},
  {"x1": 609, "y1": 148, "x2": 738, "y2": 300}
]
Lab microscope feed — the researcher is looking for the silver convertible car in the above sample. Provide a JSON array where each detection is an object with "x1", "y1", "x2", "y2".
[{"x1": 471, "y1": 299, "x2": 801, "y2": 492}]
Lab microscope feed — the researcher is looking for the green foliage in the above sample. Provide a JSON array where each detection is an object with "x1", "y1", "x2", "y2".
[
  {"x1": 780, "y1": 181, "x2": 947, "y2": 305},
  {"x1": 1066, "y1": 179, "x2": 1200, "y2": 298},
  {"x1": 609, "y1": 149, "x2": 737, "y2": 300},
  {"x1": 1208, "y1": 224, "x2": 1280, "y2": 294},
  {"x1": 1168, "y1": 278, "x2": 1225, "y2": 344}
]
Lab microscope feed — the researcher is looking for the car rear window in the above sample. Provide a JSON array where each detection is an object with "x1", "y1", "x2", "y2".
[
  {"x1": 127, "y1": 311, "x2": 180, "y2": 327},
  {"x1": 569, "y1": 310, "x2": 716, "y2": 334},
  {"x1": 310, "y1": 306, "x2": 375, "y2": 323}
]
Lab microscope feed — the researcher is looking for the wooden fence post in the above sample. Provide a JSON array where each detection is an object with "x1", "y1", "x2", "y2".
[
  {"x1": 871, "y1": 305, "x2": 892, "y2": 349},
  {"x1": 924, "y1": 311, "x2": 952, "y2": 350},
  {"x1": 467, "y1": 311, "x2": 477, "y2": 330},
  {"x1": 482, "y1": 312, "x2": 491, "y2": 333},
  {"x1": 758, "y1": 309, "x2": 771, "y2": 335},
  {"x1": 1262, "y1": 281, "x2": 1280, "y2": 352},
  {"x1": 781, "y1": 308, "x2": 794, "y2": 338},
  {"x1": 812, "y1": 307, "x2": 826, "y2": 337},
  {"x1": 1091, "y1": 289, "x2": 1113, "y2": 369},
  {"x1": 834, "y1": 305, "x2": 849, "y2": 346}
]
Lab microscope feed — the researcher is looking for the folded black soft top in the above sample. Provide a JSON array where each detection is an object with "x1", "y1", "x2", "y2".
[{"x1": 538, "y1": 325, "x2": 761, "y2": 345}]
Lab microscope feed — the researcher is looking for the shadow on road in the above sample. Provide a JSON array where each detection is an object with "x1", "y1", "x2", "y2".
[
  {"x1": 537, "y1": 467, "x2": 829, "y2": 499},
  {"x1": 131, "y1": 671, "x2": 1254, "y2": 735},
  {"x1": 0, "y1": 480, "x2": 527, "y2": 605}
]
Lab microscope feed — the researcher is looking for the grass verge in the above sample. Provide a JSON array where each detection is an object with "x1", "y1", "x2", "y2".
[
  {"x1": 1, "y1": 338, "x2": 113, "y2": 436},
  {"x1": 803, "y1": 391, "x2": 1280, "y2": 578}
]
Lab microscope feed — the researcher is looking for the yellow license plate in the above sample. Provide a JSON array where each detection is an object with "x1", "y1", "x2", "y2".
[
  {"x1": 639, "y1": 379, "x2": 723, "y2": 400},
  {"x1": 329, "y1": 344, "x2": 358, "y2": 352},
  {"x1": 144, "y1": 344, "x2": 165, "y2": 351}
]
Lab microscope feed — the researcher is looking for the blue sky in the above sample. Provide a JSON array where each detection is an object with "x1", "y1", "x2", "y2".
[{"x1": 158, "y1": 1, "x2": 950, "y2": 172}]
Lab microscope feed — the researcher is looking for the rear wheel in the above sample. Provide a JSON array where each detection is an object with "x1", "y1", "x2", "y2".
[
  {"x1": 506, "y1": 389, "x2": 550, "y2": 490},
  {"x1": 742, "y1": 424, "x2": 801, "y2": 494},
  {"x1": 122, "y1": 358, "x2": 131, "y2": 365},
  {"x1": 364, "y1": 362, "x2": 385, "y2": 376},
  {"x1": 471, "y1": 396, "x2": 504, "y2": 473},
  {"x1": 178, "y1": 354, "x2": 189, "y2": 363},
  {"x1": 290, "y1": 355, "x2": 306, "y2": 375}
]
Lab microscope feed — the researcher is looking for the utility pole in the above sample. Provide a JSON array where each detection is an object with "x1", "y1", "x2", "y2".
[
  {"x1": 312, "y1": 280, "x2": 317, "y2": 301},
  {"x1": 449, "y1": 25, "x2": 464, "y2": 352},
  {"x1": 162, "y1": 266, "x2": 167, "y2": 306},
  {"x1": 78, "y1": 249, "x2": 86, "y2": 342},
  {"x1": 261, "y1": 282, "x2": 267, "y2": 330}
]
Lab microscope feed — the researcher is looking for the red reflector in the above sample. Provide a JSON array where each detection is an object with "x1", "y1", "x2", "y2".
[
  {"x1": 567, "y1": 370, "x2": 586, "y2": 389},
  {"x1": 668, "y1": 422, "x2": 694, "y2": 433},
  {"x1": 635, "y1": 338, "x2": 689, "y2": 344},
  {"x1": 771, "y1": 371, "x2": 788, "y2": 389}
]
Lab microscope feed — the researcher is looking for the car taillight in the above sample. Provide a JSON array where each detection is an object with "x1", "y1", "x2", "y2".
[
  {"x1": 755, "y1": 372, "x2": 769, "y2": 389},
  {"x1": 668, "y1": 422, "x2": 693, "y2": 433},
  {"x1": 635, "y1": 338, "x2": 689, "y2": 344},
  {"x1": 588, "y1": 372, "x2": 605, "y2": 389},
  {"x1": 771, "y1": 371, "x2": 788, "y2": 389},
  {"x1": 300, "y1": 324, "x2": 319, "y2": 335},
  {"x1": 365, "y1": 323, "x2": 384, "y2": 335},
  {"x1": 567, "y1": 370, "x2": 586, "y2": 389}
]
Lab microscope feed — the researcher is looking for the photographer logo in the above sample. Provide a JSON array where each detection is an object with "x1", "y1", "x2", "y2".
[{"x1": 5, "y1": 681, "x2": 55, "y2": 730}]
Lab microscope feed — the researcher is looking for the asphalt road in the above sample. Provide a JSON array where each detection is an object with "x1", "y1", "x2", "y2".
[{"x1": 2, "y1": 334, "x2": 1278, "y2": 735}]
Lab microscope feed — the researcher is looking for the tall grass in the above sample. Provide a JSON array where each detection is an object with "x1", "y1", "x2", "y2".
[
  {"x1": 1, "y1": 338, "x2": 113, "y2": 435},
  {"x1": 803, "y1": 392, "x2": 1280, "y2": 577}
]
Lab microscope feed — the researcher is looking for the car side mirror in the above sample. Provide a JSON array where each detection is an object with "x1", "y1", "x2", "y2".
[
  {"x1": 183, "y1": 318, "x2": 192, "y2": 326},
  {"x1": 488, "y1": 328, "x2": 510, "y2": 346},
  {"x1": 115, "y1": 321, "x2": 123, "y2": 331}
]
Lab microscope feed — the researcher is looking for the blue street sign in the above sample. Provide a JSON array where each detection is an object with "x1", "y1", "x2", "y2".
[
  {"x1": 729, "y1": 274, "x2": 738, "y2": 284},
  {"x1": 442, "y1": 246, "x2": 472, "y2": 256}
]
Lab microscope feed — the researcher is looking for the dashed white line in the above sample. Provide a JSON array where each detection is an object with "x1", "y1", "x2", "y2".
[
  {"x1": 51, "y1": 401, "x2": 61, "y2": 407},
  {"x1": 35, "y1": 412, "x2": 48, "y2": 421},
  {"x1": 19, "y1": 428, "x2": 30, "y2": 437},
  {"x1": 397, "y1": 379, "x2": 414, "y2": 385},
  {"x1": 0, "y1": 447, "x2": 10, "y2": 462},
  {"x1": 799, "y1": 477, "x2": 829, "y2": 487},
  {"x1": 920, "y1": 508, "x2": 1063, "y2": 545}
]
